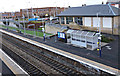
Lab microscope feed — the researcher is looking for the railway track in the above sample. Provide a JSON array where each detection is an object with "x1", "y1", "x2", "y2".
[
  {"x1": 2, "y1": 33, "x2": 85, "y2": 75},
  {"x1": 2, "y1": 45, "x2": 47, "y2": 76}
]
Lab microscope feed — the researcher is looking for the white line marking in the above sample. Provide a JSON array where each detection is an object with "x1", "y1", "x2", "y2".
[
  {"x1": 0, "y1": 49, "x2": 29, "y2": 75},
  {"x1": 0, "y1": 29, "x2": 119, "y2": 75}
]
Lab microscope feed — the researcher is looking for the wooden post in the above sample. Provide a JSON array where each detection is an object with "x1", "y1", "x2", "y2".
[
  {"x1": 91, "y1": 17, "x2": 93, "y2": 30},
  {"x1": 73, "y1": 17, "x2": 75, "y2": 23},
  {"x1": 64, "y1": 17, "x2": 66, "y2": 24},
  {"x1": 112, "y1": 17, "x2": 114, "y2": 34},
  {"x1": 59, "y1": 17, "x2": 61, "y2": 24},
  {"x1": 100, "y1": 17, "x2": 103, "y2": 33}
]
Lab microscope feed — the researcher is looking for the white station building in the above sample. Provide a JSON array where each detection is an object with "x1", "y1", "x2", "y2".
[{"x1": 57, "y1": 4, "x2": 120, "y2": 35}]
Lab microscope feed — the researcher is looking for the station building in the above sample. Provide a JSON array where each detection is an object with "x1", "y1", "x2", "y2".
[
  {"x1": 107, "y1": 0, "x2": 120, "y2": 8},
  {"x1": 57, "y1": 4, "x2": 120, "y2": 35},
  {"x1": 1, "y1": 7, "x2": 67, "y2": 20},
  {"x1": 1, "y1": 12, "x2": 20, "y2": 19},
  {"x1": 20, "y1": 7, "x2": 67, "y2": 18}
]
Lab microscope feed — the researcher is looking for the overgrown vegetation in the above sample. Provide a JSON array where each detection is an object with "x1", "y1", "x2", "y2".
[
  {"x1": 38, "y1": 28, "x2": 42, "y2": 31},
  {"x1": 0, "y1": 25, "x2": 52, "y2": 37},
  {"x1": 15, "y1": 19, "x2": 28, "y2": 21},
  {"x1": 30, "y1": 21, "x2": 44, "y2": 23},
  {"x1": 101, "y1": 35, "x2": 114, "y2": 43}
]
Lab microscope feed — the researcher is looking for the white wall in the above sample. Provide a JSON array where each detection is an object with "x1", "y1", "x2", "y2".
[
  {"x1": 9, "y1": 22, "x2": 18, "y2": 28},
  {"x1": 85, "y1": 17, "x2": 91, "y2": 26},
  {"x1": 93, "y1": 17, "x2": 100, "y2": 27},
  {"x1": 103, "y1": 17, "x2": 112, "y2": 28}
]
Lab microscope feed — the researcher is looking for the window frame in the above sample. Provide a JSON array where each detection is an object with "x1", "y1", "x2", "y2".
[
  {"x1": 66, "y1": 17, "x2": 73, "y2": 24},
  {"x1": 61, "y1": 17, "x2": 64, "y2": 24},
  {"x1": 75, "y1": 17, "x2": 83, "y2": 25}
]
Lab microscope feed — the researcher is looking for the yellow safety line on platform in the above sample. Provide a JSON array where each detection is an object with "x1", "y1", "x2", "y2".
[{"x1": 0, "y1": 29, "x2": 119, "y2": 75}]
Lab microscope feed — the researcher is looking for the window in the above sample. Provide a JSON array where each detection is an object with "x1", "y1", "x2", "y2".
[
  {"x1": 85, "y1": 17, "x2": 91, "y2": 26},
  {"x1": 16, "y1": 13, "x2": 20, "y2": 16},
  {"x1": 33, "y1": 10, "x2": 36, "y2": 12},
  {"x1": 66, "y1": 17, "x2": 73, "y2": 24},
  {"x1": 2, "y1": 14, "x2": 8, "y2": 16},
  {"x1": 75, "y1": 17, "x2": 83, "y2": 25},
  {"x1": 61, "y1": 17, "x2": 64, "y2": 24}
]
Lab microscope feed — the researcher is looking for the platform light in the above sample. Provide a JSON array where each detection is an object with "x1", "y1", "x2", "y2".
[
  {"x1": 97, "y1": 49, "x2": 99, "y2": 51},
  {"x1": 45, "y1": 14, "x2": 48, "y2": 16}
]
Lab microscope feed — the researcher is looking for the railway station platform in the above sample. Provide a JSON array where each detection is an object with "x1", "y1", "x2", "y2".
[
  {"x1": 0, "y1": 29, "x2": 119, "y2": 75},
  {"x1": 0, "y1": 49, "x2": 28, "y2": 75},
  {"x1": 0, "y1": 59, "x2": 14, "y2": 75}
]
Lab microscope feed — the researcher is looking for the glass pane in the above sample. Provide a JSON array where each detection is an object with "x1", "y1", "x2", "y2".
[
  {"x1": 75, "y1": 17, "x2": 78, "y2": 24},
  {"x1": 78, "y1": 17, "x2": 83, "y2": 25},
  {"x1": 69, "y1": 17, "x2": 73, "y2": 23},
  {"x1": 66, "y1": 17, "x2": 69, "y2": 24},
  {"x1": 61, "y1": 17, "x2": 64, "y2": 24},
  {"x1": 66, "y1": 17, "x2": 73, "y2": 24}
]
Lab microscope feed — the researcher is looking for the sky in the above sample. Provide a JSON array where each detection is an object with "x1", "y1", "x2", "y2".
[{"x1": 0, "y1": 0, "x2": 107, "y2": 12}]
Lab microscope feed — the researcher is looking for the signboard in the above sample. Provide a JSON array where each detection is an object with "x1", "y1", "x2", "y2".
[
  {"x1": 42, "y1": 28, "x2": 45, "y2": 32},
  {"x1": 57, "y1": 32, "x2": 65, "y2": 39},
  {"x1": 28, "y1": 18, "x2": 38, "y2": 21}
]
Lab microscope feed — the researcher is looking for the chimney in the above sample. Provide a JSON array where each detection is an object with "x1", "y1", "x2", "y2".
[
  {"x1": 102, "y1": 1, "x2": 104, "y2": 4},
  {"x1": 82, "y1": 4, "x2": 86, "y2": 6}
]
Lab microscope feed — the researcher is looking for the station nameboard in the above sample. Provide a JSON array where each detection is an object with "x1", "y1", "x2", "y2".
[{"x1": 57, "y1": 32, "x2": 65, "y2": 39}]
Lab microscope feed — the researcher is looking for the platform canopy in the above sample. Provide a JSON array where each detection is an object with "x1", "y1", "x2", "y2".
[{"x1": 66, "y1": 29, "x2": 74, "y2": 34}]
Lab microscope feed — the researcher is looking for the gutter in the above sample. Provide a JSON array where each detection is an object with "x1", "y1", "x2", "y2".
[{"x1": 108, "y1": 3, "x2": 116, "y2": 16}]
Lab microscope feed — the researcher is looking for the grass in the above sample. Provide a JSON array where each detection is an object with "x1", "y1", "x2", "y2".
[
  {"x1": 15, "y1": 18, "x2": 28, "y2": 21},
  {"x1": 38, "y1": 28, "x2": 42, "y2": 31},
  {"x1": 101, "y1": 35, "x2": 114, "y2": 43},
  {"x1": 30, "y1": 21, "x2": 44, "y2": 23},
  {"x1": 0, "y1": 25, "x2": 52, "y2": 37}
]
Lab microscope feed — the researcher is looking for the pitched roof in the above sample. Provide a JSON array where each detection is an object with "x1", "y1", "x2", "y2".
[
  {"x1": 107, "y1": 0, "x2": 120, "y2": 2},
  {"x1": 57, "y1": 4, "x2": 120, "y2": 17}
]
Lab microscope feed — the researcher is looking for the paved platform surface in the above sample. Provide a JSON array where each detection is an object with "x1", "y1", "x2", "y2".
[
  {"x1": 1, "y1": 29, "x2": 119, "y2": 74},
  {"x1": 0, "y1": 59, "x2": 15, "y2": 76},
  {"x1": 0, "y1": 48, "x2": 28, "y2": 75}
]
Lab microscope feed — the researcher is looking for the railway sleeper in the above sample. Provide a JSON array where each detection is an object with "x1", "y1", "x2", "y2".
[{"x1": 2, "y1": 33, "x2": 90, "y2": 75}]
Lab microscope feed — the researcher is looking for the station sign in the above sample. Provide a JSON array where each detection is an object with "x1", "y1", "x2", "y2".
[{"x1": 57, "y1": 32, "x2": 65, "y2": 39}]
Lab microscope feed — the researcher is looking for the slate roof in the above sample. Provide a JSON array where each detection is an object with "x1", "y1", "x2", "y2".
[
  {"x1": 57, "y1": 4, "x2": 120, "y2": 17},
  {"x1": 107, "y1": 0, "x2": 120, "y2": 2}
]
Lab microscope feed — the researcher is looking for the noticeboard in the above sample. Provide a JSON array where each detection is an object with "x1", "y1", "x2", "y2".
[{"x1": 57, "y1": 32, "x2": 65, "y2": 39}]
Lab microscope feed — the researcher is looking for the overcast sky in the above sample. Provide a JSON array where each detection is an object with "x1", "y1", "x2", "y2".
[{"x1": 0, "y1": 0, "x2": 107, "y2": 12}]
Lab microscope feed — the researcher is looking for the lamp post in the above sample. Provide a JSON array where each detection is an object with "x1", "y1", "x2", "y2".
[
  {"x1": 42, "y1": 19, "x2": 45, "y2": 41},
  {"x1": 96, "y1": 13, "x2": 102, "y2": 57},
  {"x1": 27, "y1": 9, "x2": 29, "y2": 20},
  {"x1": 5, "y1": 14, "x2": 8, "y2": 30},
  {"x1": 34, "y1": 24, "x2": 36, "y2": 37},
  {"x1": 22, "y1": 9, "x2": 26, "y2": 35},
  {"x1": 34, "y1": 16, "x2": 37, "y2": 38},
  {"x1": 23, "y1": 14, "x2": 26, "y2": 35},
  {"x1": 18, "y1": 18, "x2": 21, "y2": 33}
]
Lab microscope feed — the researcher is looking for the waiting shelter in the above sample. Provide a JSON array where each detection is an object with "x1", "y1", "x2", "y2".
[{"x1": 67, "y1": 30, "x2": 98, "y2": 50}]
